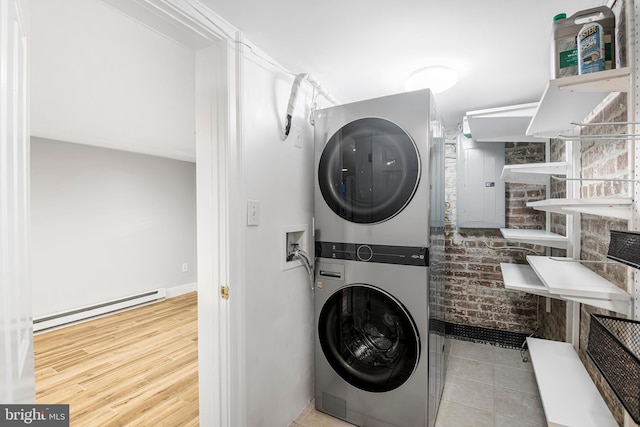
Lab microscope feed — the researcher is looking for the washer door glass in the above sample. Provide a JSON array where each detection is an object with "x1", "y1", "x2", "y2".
[
  {"x1": 318, "y1": 118, "x2": 420, "y2": 224},
  {"x1": 318, "y1": 284, "x2": 420, "y2": 392}
]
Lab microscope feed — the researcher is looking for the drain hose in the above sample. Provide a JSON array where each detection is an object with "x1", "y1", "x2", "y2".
[{"x1": 289, "y1": 247, "x2": 315, "y2": 290}]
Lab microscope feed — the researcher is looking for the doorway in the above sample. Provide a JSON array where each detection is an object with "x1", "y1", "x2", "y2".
[{"x1": 28, "y1": 0, "x2": 234, "y2": 425}]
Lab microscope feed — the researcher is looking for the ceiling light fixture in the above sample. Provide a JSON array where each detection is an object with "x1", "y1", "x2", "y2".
[{"x1": 405, "y1": 66, "x2": 458, "y2": 94}]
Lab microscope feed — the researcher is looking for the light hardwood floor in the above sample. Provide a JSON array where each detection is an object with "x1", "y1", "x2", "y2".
[{"x1": 34, "y1": 292, "x2": 199, "y2": 427}]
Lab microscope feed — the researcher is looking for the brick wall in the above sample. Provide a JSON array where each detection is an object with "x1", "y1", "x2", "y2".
[
  {"x1": 444, "y1": 139, "x2": 546, "y2": 334},
  {"x1": 578, "y1": 92, "x2": 632, "y2": 427}
]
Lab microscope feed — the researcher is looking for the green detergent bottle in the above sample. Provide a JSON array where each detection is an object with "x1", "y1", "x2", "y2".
[{"x1": 551, "y1": 6, "x2": 615, "y2": 79}]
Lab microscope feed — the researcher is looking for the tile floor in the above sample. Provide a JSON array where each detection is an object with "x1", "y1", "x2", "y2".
[
  {"x1": 436, "y1": 339, "x2": 546, "y2": 427},
  {"x1": 290, "y1": 339, "x2": 546, "y2": 427}
]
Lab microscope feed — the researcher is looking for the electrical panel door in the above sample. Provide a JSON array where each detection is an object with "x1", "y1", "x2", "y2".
[{"x1": 456, "y1": 136, "x2": 505, "y2": 228}]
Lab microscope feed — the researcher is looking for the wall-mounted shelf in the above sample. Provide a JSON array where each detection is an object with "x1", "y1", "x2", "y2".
[
  {"x1": 500, "y1": 228, "x2": 568, "y2": 249},
  {"x1": 527, "y1": 197, "x2": 632, "y2": 220},
  {"x1": 501, "y1": 162, "x2": 568, "y2": 185},
  {"x1": 527, "y1": 67, "x2": 631, "y2": 138},
  {"x1": 500, "y1": 261, "x2": 629, "y2": 314},
  {"x1": 526, "y1": 337, "x2": 618, "y2": 427},
  {"x1": 500, "y1": 263, "x2": 556, "y2": 298},
  {"x1": 465, "y1": 103, "x2": 548, "y2": 143},
  {"x1": 526, "y1": 255, "x2": 630, "y2": 315}
]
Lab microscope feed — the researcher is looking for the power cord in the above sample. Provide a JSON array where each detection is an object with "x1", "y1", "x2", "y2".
[{"x1": 520, "y1": 328, "x2": 539, "y2": 363}]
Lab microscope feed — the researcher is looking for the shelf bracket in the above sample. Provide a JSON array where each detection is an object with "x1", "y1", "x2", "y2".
[
  {"x1": 570, "y1": 121, "x2": 640, "y2": 126},
  {"x1": 557, "y1": 133, "x2": 640, "y2": 140}
]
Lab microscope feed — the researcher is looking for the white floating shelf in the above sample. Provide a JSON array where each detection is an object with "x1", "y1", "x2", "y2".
[
  {"x1": 526, "y1": 337, "x2": 618, "y2": 427},
  {"x1": 465, "y1": 103, "x2": 548, "y2": 143},
  {"x1": 526, "y1": 256, "x2": 630, "y2": 301},
  {"x1": 501, "y1": 162, "x2": 568, "y2": 185},
  {"x1": 500, "y1": 263, "x2": 556, "y2": 298},
  {"x1": 527, "y1": 197, "x2": 632, "y2": 220},
  {"x1": 527, "y1": 67, "x2": 631, "y2": 138},
  {"x1": 501, "y1": 262, "x2": 630, "y2": 313},
  {"x1": 500, "y1": 228, "x2": 568, "y2": 249}
]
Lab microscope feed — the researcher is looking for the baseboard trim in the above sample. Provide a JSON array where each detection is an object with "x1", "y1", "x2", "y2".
[
  {"x1": 34, "y1": 283, "x2": 197, "y2": 333},
  {"x1": 166, "y1": 282, "x2": 197, "y2": 298}
]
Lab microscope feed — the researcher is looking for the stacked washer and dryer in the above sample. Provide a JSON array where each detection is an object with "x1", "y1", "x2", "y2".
[{"x1": 313, "y1": 89, "x2": 446, "y2": 427}]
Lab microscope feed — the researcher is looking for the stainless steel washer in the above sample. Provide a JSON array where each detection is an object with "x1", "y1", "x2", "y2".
[{"x1": 314, "y1": 244, "x2": 433, "y2": 427}]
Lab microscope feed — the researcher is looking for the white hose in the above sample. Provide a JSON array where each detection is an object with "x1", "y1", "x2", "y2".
[{"x1": 280, "y1": 73, "x2": 338, "y2": 141}]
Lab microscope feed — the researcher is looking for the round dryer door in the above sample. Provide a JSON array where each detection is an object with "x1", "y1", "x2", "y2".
[
  {"x1": 318, "y1": 118, "x2": 420, "y2": 224},
  {"x1": 318, "y1": 284, "x2": 420, "y2": 393}
]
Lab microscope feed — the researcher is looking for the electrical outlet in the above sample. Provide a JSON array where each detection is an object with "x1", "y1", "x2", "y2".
[{"x1": 182, "y1": 263, "x2": 188, "y2": 273}]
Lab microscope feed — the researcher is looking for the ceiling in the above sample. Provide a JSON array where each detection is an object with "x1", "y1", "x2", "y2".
[{"x1": 200, "y1": 0, "x2": 604, "y2": 129}]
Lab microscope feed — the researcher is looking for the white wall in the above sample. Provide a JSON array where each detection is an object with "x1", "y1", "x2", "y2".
[
  {"x1": 30, "y1": 0, "x2": 196, "y2": 161},
  {"x1": 241, "y1": 58, "x2": 317, "y2": 426},
  {"x1": 30, "y1": 138, "x2": 197, "y2": 317},
  {"x1": 29, "y1": 0, "x2": 198, "y2": 317}
]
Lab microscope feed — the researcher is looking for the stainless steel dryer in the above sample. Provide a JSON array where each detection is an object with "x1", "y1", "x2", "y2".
[
  {"x1": 314, "y1": 244, "x2": 436, "y2": 427},
  {"x1": 313, "y1": 89, "x2": 441, "y2": 247}
]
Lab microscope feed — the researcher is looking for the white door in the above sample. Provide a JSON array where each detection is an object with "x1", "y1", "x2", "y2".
[{"x1": 0, "y1": 0, "x2": 35, "y2": 404}]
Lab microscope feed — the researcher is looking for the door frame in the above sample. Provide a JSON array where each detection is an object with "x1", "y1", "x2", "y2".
[
  {"x1": 0, "y1": 0, "x2": 34, "y2": 405},
  {"x1": 98, "y1": 1, "x2": 243, "y2": 425},
  {"x1": 5, "y1": 0, "x2": 241, "y2": 420}
]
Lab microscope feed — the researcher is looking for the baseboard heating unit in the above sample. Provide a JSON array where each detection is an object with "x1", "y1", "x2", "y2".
[{"x1": 33, "y1": 288, "x2": 167, "y2": 333}]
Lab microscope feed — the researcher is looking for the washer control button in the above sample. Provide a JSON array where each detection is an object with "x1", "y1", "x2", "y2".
[{"x1": 357, "y1": 245, "x2": 373, "y2": 262}]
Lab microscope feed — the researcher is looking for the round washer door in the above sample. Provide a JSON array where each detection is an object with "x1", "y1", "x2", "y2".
[
  {"x1": 318, "y1": 118, "x2": 420, "y2": 224},
  {"x1": 318, "y1": 284, "x2": 420, "y2": 393}
]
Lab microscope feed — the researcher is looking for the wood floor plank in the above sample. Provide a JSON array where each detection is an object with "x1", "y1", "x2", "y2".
[
  {"x1": 77, "y1": 354, "x2": 169, "y2": 389},
  {"x1": 70, "y1": 404, "x2": 120, "y2": 426},
  {"x1": 36, "y1": 383, "x2": 86, "y2": 404},
  {"x1": 37, "y1": 361, "x2": 115, "y2": 393},
  {"x1": 35, "y1": 366, "x2": 59, "y2": 382},
  {"x1": 34, "y1": 292, "x2": 199, "y2": 426},
  {"x1": 81, "y1": 330, "x2": 164, "y2": 356},
  {"x1": 135, "y1": 398, "x2": 199, "y2": 427},
  {"x1": 76, "y1": 378, "x2": 151, "y2": 416}
]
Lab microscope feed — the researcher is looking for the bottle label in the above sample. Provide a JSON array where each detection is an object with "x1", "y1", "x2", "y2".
[
  {"x1": 579, "y1": 23, "x2": 605, "y2": 74},
  {"x1": 559, "y1": 49, "x2": 578, "y2": 69},
  {"x1": 557, "y1": 36, "x2": 578, "y2": 77}
]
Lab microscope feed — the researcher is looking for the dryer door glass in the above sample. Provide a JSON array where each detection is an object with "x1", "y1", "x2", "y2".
[
  {"x1": 318, "y1": 118, "x2": 420, "y2": 224},
  {"x1": 318, "y1": 284, "x2": 420, "y2": 392}
]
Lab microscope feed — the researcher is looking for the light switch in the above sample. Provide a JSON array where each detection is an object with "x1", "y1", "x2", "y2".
[
  {"x1": 292, "y1": 125, "x2": 302, "y2": 149},
  {"x1": 247, "y1": 200, "x2": 260, "y2": 226}
]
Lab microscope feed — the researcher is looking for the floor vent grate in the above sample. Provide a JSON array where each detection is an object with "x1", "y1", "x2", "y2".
[{"x1": 445, "y1": 322, "x2": 529, "y2": 349}]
